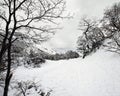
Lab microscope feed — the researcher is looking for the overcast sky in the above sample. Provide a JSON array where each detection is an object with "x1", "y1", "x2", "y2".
[{"x1": 43, "y1": 0, "x2": 120, "y2": 49}]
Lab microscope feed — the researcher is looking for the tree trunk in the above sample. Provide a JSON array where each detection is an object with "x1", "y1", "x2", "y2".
[{"x1": 3, "y1": 40, "x2": 12, "y2": 96}]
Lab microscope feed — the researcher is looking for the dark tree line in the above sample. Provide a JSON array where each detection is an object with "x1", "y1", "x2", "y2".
[
  {"x1": 43, "y1": 50, "x2": 79, "y2": 60},
  {"x1": 28, "y1": 49, "x2": 79, "y2": 62},
  {"x1": 77, "y1": 2, "x2": 120, "y2": 58}
]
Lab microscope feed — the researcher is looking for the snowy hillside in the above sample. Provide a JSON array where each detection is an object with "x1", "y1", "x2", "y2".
[
  {"x1": 36, "y1": 42, "x2": 77, "y2": 54},
  {"x1": 35, "y1": 44, "x2": 56, "y2": 55},
  {"x1": 9, "y1": 49, "x2": 120, "y2": 96}
]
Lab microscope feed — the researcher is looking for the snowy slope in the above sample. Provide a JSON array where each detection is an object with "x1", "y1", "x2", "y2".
[
  {"x1": 12, "y1": 49, "x2": 120, "y2": 96},
  {"x1": 35, "y1": 43, "x2": 56, "y2": 55}
]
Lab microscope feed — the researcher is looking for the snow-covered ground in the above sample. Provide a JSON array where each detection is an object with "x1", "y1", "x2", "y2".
[{"x1": 9, "y1": 49, "x2": 120, "y2": 96}]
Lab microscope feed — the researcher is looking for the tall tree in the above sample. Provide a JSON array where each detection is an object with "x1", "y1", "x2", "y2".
[
  {"x1": 0, "y1": 0, "x2": 66, "y2": 96},
  {"x1": 77, "y1": 17, "x2": 104, "y2": 58}
]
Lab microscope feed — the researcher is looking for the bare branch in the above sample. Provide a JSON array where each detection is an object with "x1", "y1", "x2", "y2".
[
  {"x1": 0, "y1": 15, "x2": 7, "y2": 23},
  {"x1": 15, "y1": 0, "x2": 27, "y2": 12},
  {"x1": 3, "y1": 0, "x2": 9, "y2": 7}
]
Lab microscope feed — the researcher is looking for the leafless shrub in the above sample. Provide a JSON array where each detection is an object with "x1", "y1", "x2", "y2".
[{"x1": 10, "y1": 80, "x2": 52, "y2": 96}]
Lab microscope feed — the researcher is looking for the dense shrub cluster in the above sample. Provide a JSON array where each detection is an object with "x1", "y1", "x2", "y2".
[{"x1": 27, "y1": 49, "x2": 79, "y2": 61}]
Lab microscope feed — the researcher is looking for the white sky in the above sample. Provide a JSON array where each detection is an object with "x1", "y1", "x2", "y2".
[{"x1": 44, "y1": 0, "x2": 120, "y2": 49}]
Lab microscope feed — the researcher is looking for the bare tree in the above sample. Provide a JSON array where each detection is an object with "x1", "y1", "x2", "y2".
[
  {"x1": 77, "y1": 17, "x2": 105, "y2": 58},
  {"x1": 102, "y1": 2, "x2": 120, "y2": 53},
  {"x1": 77, "y1": 2, "x2": 120, "y2": 57},
  {"x1": 0, "y1": 0, "x2": 66, "y2": 96}
]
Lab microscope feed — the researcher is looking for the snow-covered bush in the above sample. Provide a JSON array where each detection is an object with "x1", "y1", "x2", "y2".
[
  {"x1": 28, "y1": 50, "x2": 46, "y2": 67},
  {"x1": 10, "y1": 80, "x2": 52, "y2": 96},
  {"x1": 77, "y1": 35, "x2": 104, "y2": 58},
  {"x1": 65, "y1": 50, "x2": 79, "y2": 59},
  {"x1": 30, "y1": 57, "x2": 45, "y2": 67}
]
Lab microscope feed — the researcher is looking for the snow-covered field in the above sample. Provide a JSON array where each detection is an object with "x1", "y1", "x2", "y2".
[
  {"x1": 1, "y1": 49, "x2": 120, "y2": 96},
  {"x1": 8, "y1": 49, "x2": 120, "y2": 96}
]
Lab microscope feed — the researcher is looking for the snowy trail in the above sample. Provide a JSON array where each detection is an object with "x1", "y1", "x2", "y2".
[{"x1": 13, "y1": 50, "x2": 120, "y2": 96}]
